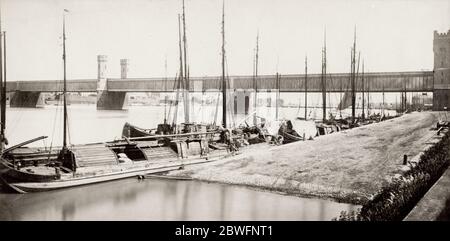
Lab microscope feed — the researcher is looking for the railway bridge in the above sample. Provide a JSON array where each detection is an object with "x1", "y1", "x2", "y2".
[{"x1": 5, "y1": 30, "x2": 450, "y2": 111}]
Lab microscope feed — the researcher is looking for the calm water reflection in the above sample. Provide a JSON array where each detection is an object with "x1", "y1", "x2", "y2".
[{"x1": 0, "y1": 179, "x2": 358, "y2": 221}]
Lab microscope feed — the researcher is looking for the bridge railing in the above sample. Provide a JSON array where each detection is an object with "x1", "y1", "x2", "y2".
[
  {"x1": 107, "y1": 71, "x2": 434, "y2": 92},
  {"x1": 5, "y1": 71, "x2": 434, "y2": 93},
  {"x1": 6, "y1": 79, "x2": 97, "y2": 92}
]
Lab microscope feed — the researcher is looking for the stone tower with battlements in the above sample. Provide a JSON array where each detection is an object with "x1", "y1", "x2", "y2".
[
  {"x1": 433, "y1": 30, "x2": 450, "y2": 110},
  {"x1": 120, "y1": 59, "x2": 129, "y2": 79}
]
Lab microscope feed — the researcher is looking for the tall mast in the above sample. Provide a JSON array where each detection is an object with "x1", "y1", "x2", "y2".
[
  {"x1": 253, "y1": 32, "x2": 259, "y2": 125},
  {"x1": 276, "y1": 72, "x2": 280, "y2": 120},
  {"x1": 178, "y1": 14, "x2": 184, "y2": 87},
  {"x1": 164, "y1": 56, "x2": 167, "y2": 124},
  {"x1": 355, "y1": 52, "x2": 360, "y2": 117},
  {"x1": 0, "y1": 2, "x2": 4, "y2": 142},
  {"x1": 174, "y1": 14, "x2": 184, "y2": 128},
  {"x1": 255, "y1": 31, "x2": 259, "y2": 79},
  {"x1": 361, "y1": 60, "x2": 365, "y2": 120},
  {"x1": 382, "y1": 81, "x2": 385, "y2": 116},
  {"x1": 403, "y1": 80, "x2": 407, "y2": 112},
  {"x1": 367, "y1": 68, "x2": 370, "y2": 117},
  {"x1": 62, "y1": 9, "x2": 68, "y2": 149},
  {"x1": 304, "y1": 55, "x2": 308, "y2": 120},
  {"x1": 221, "y1": 1, "x2": 226, "y2": 128},
  {"x1": 351, "y1": 27, "x2": 356, "y2": 123},
  {"x1": 2, "y1": 31, "x2": 5, "y2": 134},
  {"x1": 182, "y1": 0, "x2": 189, "y2": 123},
  {"x1": 321, "y1": 29, "x2": 327, "y2": 122}
]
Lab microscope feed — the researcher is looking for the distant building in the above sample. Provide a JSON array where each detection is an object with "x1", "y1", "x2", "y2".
[{"x1": 433, "y1": 30, "x2": 450, "y2": 110}]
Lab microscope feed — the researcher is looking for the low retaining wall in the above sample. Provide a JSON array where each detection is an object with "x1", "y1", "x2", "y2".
[
  {"x1": 404, "y1": 166, "x2": 450, "y2": 220},
  {"x1": 335, "y1": 128, "x2": 450, "y2": 221}
]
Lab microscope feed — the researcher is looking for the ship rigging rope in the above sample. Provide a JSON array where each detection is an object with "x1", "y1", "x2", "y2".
[
  {"x1": 67, "y1": 106, "x2": 72, "y2": 147},
  {"x1": 48, "y1": 94, "x2": 62, "y2": 152},
  {"x1": 7, "y1": 85, "x2": 46, "y2": 135},
  {"x1": 46, "y1": 88, "x2": 63, "y2": 162},
  {"x1": 225, "y1": 55, "x2": 236, "y2": 128},
  {"x1": 167, "y1": 74, "x2": 178, "y2": 125},
  {"x1": 7, "y1": 99, "x2": 25, "y2": 135},
  {"x1": 213, "y1": 91, "x2": 220, "y2": 126},
  {"x1": 172, "y1": 75, "x2": 182, "y2": 126}
]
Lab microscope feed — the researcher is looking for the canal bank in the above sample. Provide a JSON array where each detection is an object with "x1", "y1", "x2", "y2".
[{"x1": 170, "y1": 112, "x2": 442, "y2": 204}]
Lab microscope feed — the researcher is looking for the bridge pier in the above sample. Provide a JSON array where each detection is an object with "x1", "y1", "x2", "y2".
[
  {"x1": 9, "y1": 91, "x2": 44, "y2": 108},
  {"x1": 96, "y1": 55, "x2": 128, "y2": 110},
  {"x1": 97, "y1": 91, "x2": 128, "y2": 110}
]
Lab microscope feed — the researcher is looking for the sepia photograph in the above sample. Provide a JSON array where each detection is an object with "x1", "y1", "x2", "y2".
[{"x1": 0, "y1": 0, "x2": 449, "y2": 228}]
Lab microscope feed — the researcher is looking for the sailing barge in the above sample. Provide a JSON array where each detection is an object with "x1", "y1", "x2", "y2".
[
  {"x1": 0, "y1": 133, "x2": 233, "y2": 193},
  {"x1": 0, "y1": 8, "x2": 234, "y2": 193}
]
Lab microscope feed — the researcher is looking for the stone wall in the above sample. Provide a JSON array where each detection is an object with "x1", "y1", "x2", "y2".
[{"x1": 433, "y1": 30, "x2": 450, "y2": 110}]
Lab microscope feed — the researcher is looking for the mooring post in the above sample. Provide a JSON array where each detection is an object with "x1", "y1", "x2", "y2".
[{"x1": 403, "y1": 155, "x2": 408, "y2": 165}]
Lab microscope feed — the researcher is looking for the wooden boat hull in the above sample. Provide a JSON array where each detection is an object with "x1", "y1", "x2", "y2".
[
  {"x1": 122, "y1": 122, "x2": 155, "y2": 138},
  {"x1": 2, "y1": 158, "x2": 214, "y2": 193},
  {"x1": 0, "y1": 158, "x2": 59, "y2": 183}
]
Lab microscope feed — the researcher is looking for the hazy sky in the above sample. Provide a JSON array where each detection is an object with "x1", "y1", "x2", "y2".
[{"x1": 1, "y1": 0, "x2": 450, "y2": 80}]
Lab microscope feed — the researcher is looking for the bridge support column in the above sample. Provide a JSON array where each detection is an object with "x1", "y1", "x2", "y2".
[
  {"x1": 96, "y1": 55, "x2": 128, "y2": 110},
  {"x1": 97, "y1": 91, "x2": 128, "y2": 110},
  {"x1": 9, "y1": 91, "x2": 44, "y2": 108},
  {"x1": 232, "y1": 90, "x2": 250, "y2": 115}
]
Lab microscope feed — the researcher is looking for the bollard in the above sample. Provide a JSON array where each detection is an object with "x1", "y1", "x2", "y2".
[
  {"x1": 303, "y1": 133, "x2": 305, "y2": 141},
  {"x1": 403, "y1": 155, "x2": 408, "y2": 165}
]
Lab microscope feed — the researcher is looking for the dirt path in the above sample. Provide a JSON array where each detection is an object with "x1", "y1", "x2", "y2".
[{"x1": 170, "y1": 112, "x2": 441, "y2": 204}]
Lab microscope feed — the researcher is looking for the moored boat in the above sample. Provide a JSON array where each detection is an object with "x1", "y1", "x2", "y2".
[
  {"x1": 0, "y1": 128, "x2": 238, "y2": 193},
  {"x1": 0, "y1": 8, "x2": 234, "y2": 193}
]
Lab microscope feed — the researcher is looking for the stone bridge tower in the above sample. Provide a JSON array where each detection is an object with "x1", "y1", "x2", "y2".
[
  {"x1": 120, "y1": 59, "x2": 129, "y2": 79},
  {"x1": 433, "y1": 30, "x2": 450, "y2": 110},
  {"x1": 96, "y1": 55, "x2": 128, "y2": 110}
]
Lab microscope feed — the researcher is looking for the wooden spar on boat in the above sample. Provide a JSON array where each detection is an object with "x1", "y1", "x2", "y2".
[
  {"x1": 2, "y1": 136, "x2": 48, "y2": 154},
  {"x1": 173, "y1": 14, "x2": 184, "y2": 128},
  {"x1": 362, "y1": 60, "x2": 365, "y2": 120},
  {"x1": 164, "y1": 56, "x2": 168, "y2": 124},
  {"x1": 382, "y1": 78, "x2": 385, "y2": 116},
  {"x1": 321, "y1": 28, "x2": 327, "y2": 122},
  {"x1": 166, "y1": 74, "x2": 178, "y2": 126},
  {"x1": 143, "y1": 174, "x2": 192, "y2": 181},
  {"x1": 351, "y1": 27, "x2": 356, "y2": 123},
  {"x1": 367, "y1": 67, "x2": 370, "y2": 116},
  {"x1": 253, "y1": 32, "x2": 259, "y2": 126},
  {"x1": 119, "y1": 131, "x2": 221, "y2": 142},
  {"x1": 276, "y1": 72, "x2": 280, "y2": 120},
  {"x1": 182, "y1": 0, "x2": 190, "y2": 124},
  {"x1": 221, "y1": 0, "x2": 227, "y2": 128},
  {"x1": 0, "y1": 1, "x2": 5, "y2": 152},
  {"x1": 304, "y1": 55, "x2": 308, "y2": 120},
  {"x1": 62, "y1": 9, "x2": 68, "y2": 150},
  {"x1": 355, "y1": 51, "x2": 361, "y2": 118}
]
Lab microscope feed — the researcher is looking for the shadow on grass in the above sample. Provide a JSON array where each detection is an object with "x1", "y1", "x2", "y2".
[{"x1": 437, "y1": 197, "x2": 450, "y2": 221}]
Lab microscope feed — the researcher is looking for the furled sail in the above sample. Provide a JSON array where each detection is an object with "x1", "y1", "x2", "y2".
[{"x1": 338, "y1": 92, "x2": 352, "y2": 110}]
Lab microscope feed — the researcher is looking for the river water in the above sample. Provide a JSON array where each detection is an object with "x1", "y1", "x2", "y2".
[
  {"x1": 0, "y1": 178, "x2": 359, "y2": 221},
  {"x1": 0, "y1": 104, "x2": 361, "y2": 220}
]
